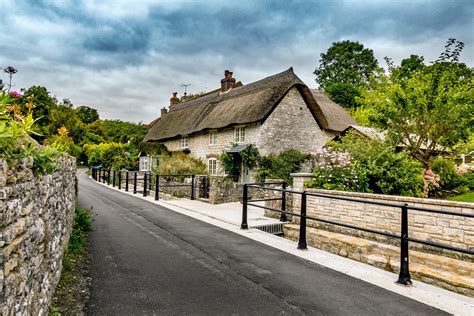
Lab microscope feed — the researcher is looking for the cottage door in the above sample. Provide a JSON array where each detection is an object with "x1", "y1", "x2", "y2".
[{"x1": 242, "y1": 165, "x2": 250, "y2": 184}]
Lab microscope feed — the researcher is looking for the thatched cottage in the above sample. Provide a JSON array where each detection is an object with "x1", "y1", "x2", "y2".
[{"x1": 143, "y1": 68, "x2": 355, "y2": 181}]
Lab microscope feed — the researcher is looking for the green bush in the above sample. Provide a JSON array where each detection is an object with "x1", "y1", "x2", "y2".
[
  {"x1": 220, "y1": 144, "x2": 260, "y2": 181},
  {"x1": 257, "y1": 149, "x2": 311, "y2": 185},
  {"x1": 307, "y1": 133, "x2": 424, "y2": 197},
  {"x1": 431, "y1": 157, "x2": 474, "y2": 194},
  {"x1": 83, "y1": 142, "x2": 138, "y2": 170},
  {"x1": 156, "y1": 152, "x2": 208, "y2": 175},
  {"x1": 0, "y1": 92, "x2": 67, "y2": 174},
  {"x1": 67, "y1": 206, "x2": 92, "y2": 255}
]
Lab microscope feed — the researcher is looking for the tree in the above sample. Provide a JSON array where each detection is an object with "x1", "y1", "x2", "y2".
[
  {"x1": 314, "y1": 40, "x2": 379, "y2": 108},
  {"x1": 76, "y1": 105, "x2": 99, "y2": 124},
  {"x1": 21, "y1": 86, "x2": 57, "y2": 127},
  {"x1": 359, "y1": 39, "x2": 473, "y2": 196}
]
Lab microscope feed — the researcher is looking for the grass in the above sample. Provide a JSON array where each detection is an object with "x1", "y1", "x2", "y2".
[
  {"x1": 49, "y1": 206, "x2": 92, "y2": 315},
  {"x1": 446, "y1": 191, "x2": 474, "y2": 203}
]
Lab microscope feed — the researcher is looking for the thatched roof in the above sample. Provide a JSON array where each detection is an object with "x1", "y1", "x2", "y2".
[{"x1": 144, "y1": 68, "x2": 355, "y2": 142}]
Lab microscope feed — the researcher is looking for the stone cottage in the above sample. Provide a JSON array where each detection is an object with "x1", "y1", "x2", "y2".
[{"x1": 143, "y1": 68, "x2": 356, "y2": 182}]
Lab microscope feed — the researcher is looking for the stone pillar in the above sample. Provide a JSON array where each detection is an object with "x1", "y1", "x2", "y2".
[
  {"x1": 290, "y1": 173, "x2": 313, "y2": 223},
  {"x1": 290, "y1": 173, "x2": 314, "y2": 191}
]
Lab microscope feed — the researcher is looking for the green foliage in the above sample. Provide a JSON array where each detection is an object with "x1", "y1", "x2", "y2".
[
  {"x1": 307, "y1": 133, "x2": 425, "y2": 197},
  {"x1": 87, "y1": 120, "x2": 148, "y2": 147},
  {"x1": 20, "y1": 85, "x2": 57, "y2": 127},
  {"x1": 76, "y1": 105, "x2": 99, "y2": 124},
  {"x1": 83, "y1": 142, "x2": 138, "y2": 170},
  {"x1": 358, "y1": 39, "x2": 473, "y2": 167},
  {"x1": 325, "y1": 82, "x2": 361, "y2": 109},
  {"x1": 220, "y1": 144, "x2": 260, "y2": 181},
  {"x1": 431, "y1": 157, "x2": 474, "y2": 193},
  {"x1": 0, "y1": 93, "x2": 67, "y2": 174},
  {"x1": 219, "y1": 151, "x2": 241, "y2": 181},
  {"x1": 314, "y1": 40, "x2": 379, "y2": 108},
  {"x1": 156, "y1": 152, "x2": 208, "y2": 175},
  {"x1": 257, "y1": 149, "x2": 310, "y2": 185}
]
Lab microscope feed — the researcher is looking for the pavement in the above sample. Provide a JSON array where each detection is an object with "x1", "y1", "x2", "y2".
[{"x1": 80, "y1": 171, "x2": 474, "y2": 315}]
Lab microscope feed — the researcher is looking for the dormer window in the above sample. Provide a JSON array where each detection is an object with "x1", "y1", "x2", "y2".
[
  {"x1": 181, "y1": 135, "x2": 189, "y2": 148},
  {"x1": 234, "y1": 126, "x2": 245, "y2": 143}
]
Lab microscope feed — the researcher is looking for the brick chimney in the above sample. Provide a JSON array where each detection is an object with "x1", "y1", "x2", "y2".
[
  {"x1": 161, "y1": 107, "x2": 168, "y2": 117},
  {"x1": 170, "y1": 92, "x2": 180, "y2": 107},
  {"x1": 220, "y1": 70, "x2": 236, "y2": 93}
]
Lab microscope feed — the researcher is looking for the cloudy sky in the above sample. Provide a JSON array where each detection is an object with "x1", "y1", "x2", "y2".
[{"x1": 0, "y1": 0, "x2": 472, "y2": 123}]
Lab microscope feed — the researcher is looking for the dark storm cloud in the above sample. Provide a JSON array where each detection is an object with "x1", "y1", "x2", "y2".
[{"x1": 0, "y1": 0, "x2": 472, "y2": 122}]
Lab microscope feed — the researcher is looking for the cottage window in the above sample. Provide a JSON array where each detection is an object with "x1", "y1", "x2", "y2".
[
  {"x1": 208, "y1": 158, "x2": 217, "y2": 176},
  {"x1": 234, "y1": 126, "x2": 245, "y2": 143},
  {"x1": 139, "y1": 156, "x2": 149, "y2": 171},
  {"x1": 181, "y1": 136, "x2": 189, "y2": 148},
  {"x1": 209, "y1": 130, "x2": 218, "y2": 145}
]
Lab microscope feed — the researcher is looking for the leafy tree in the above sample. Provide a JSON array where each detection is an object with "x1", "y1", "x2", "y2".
[
  {"x1": 48, "y1": 105, "x2": 85, "y2": 144},
  {"x1": 314, "y1": 40, "x2": 379, "y2": 108},
  {"x1": 76, "y1": 105, "x2": 99, "y2": 124},
  {"x1": 20, "y1": 86, "x2": 57, "y2": 127},
  {"x1": 358, "y1": 39, "x2": 473, "y2": 195}
]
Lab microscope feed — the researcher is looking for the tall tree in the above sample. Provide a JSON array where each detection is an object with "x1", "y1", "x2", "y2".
[
  {"x1": 21, "y1": 86, "x2": 57, "y2": 126},
  {"x1": 76, "y1": 105, "x2": 99, "y2": 124},
  {"x1": 314, "y1": 40, "x2": 379, "y2": 108},
  {"x1": 359, "y1": 39, "x2": 473, "y2": 196}
]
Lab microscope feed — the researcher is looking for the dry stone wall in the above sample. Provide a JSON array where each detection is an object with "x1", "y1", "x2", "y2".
[{"x1": 0, "y1": 156, "x2": 76, "y2": 315}]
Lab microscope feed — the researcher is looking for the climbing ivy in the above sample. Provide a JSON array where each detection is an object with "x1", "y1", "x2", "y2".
[{"x1": 220, "y1": 144, "x2": 261, "y2": 181}]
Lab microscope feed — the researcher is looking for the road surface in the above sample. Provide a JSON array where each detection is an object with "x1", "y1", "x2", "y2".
[{"x1": 77, "y1": 171, "x2": 446, "y2": 315}]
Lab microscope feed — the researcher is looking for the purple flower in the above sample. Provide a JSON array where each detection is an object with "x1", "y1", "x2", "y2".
[
  {"x1": 3, "y1": 66, "x2": 17, "y2": 75},
  {"x1": 9, "y1": 91, "x2": 22, "y2": 98}
]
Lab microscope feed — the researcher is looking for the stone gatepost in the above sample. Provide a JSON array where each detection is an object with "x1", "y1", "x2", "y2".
[{"x1": 290, "y1": 173, "x2": 314, "y2": 223}]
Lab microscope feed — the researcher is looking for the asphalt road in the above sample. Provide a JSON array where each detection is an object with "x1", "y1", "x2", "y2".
[{"x1": 78, "y1": 171, "x2": 446, "y2": 315}]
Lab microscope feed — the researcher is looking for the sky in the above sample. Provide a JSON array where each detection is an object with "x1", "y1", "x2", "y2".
[{"x1": 0, "y1": 0, "x2": 472, "y2": 123}]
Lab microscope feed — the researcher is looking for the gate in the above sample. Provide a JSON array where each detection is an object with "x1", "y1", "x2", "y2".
[{"x1": 200, "y1": 176, "x2": 210, "y2": 198}]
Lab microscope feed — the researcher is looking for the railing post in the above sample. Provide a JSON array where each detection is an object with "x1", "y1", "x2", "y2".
[
  {"x1": 241, "y1": 184, "x2": 249, "y2": 229},
  {"x1": 155, "y1": 174, "x2": 160, "y2": 200},
  {"x1": 107, "y1": 169, "x2": 111, "y2": 184},
  {"x1": 118, "y1": 171, "x2": 121, "y2": 189},
  {"x1": 133, "y1": 172, "x2": 137, "y2": 194},
  {"x1": 112, "y1": 170, "x2": 116, "y2": 187},
  {"x1": 191, "y1": 174, "x2": 195, "y2": 200},
  {"x1": 397, "y1": 203, "x2": 412, "y2": 285},
  {"x1": 297, "y1": 192, "x2": 308, "y2": 250},
  {"x1": 280, "y1": 182, "x2": 287, "y2": 222},
  {"x1": 125, "y1": 172, "x2": 129, "y2": 191},
  {"x1": 143, "y1": 172, "x2": 148, "y2": 197}
]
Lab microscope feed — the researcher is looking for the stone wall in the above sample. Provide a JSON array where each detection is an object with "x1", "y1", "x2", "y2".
[
  {"x1": 291, "y1": 173, "x2": 474, "y2": 259},
  {"x1": 0, "y1": 156, "x2": 76, "y2": 315},
  {"x1": 257, "y1": 87, "x2": 335, "y2": 156},
  {"x1": 208, "y1": 176, "x2": 242, "y2": 204}
]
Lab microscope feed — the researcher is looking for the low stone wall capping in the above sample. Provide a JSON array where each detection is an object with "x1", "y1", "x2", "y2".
[
  {"x1": 0, "y1": 156, "x2": 76, "y2": 315},
  {"x1": 290, "y1": 173, "x2": 474, "y2": 259}
]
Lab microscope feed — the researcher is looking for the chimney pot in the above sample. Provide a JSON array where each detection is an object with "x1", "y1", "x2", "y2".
[
  {"x1": 161, "y1": 107, "x2": 168, "y2": 116},
  {"x1": 221, "y1": 70, "x2": 236, "y2": 93},
  {"x1": 170, "y1": 92, "x2": 180, "y2": 107}
]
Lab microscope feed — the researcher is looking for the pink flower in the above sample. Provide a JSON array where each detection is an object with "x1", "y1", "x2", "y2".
[{"x1": 9, "y1": 91, "x2": 22, "y2": 98}]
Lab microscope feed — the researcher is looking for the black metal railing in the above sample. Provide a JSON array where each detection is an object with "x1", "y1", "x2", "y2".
[
  {"x1": 241, "y1": 183, "x2": 474, "y2": 285},
  {"x1": 91, "y1": 168, "x2": 199, "y2": 200}
]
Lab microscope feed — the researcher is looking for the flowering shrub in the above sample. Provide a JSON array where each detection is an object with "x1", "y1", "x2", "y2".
[
  {"x1": 307, "y1": 133, "x2": 424, "y2": 197},
  {"x1": 155, "y1": 152, "x2": 207, "y2": 175},
  {"x1": 0, "y1": 92, "x2": 66, "y2": 174},
  {"x1": 308, "y1": 148, "x2": 366, "y2": 191}
]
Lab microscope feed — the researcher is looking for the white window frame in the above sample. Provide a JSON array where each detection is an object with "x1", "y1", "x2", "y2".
[
  {"x1": 208, "y1": 158, "x2": 217, "y2": 176},
  {"x1": 181, "y1": 135, "x2": 189, "y2": 149},
  {"x1": 234, "y1": 126, "x2": 245, "y2": 143},
  {"x1": 209, "y1": 130, "x2": 218, "y2": 145},
  {"x1": 139, "y1": 156, "x2": 149, "y2": 171}
]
